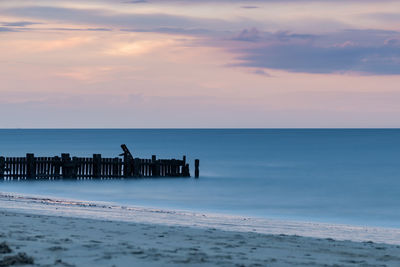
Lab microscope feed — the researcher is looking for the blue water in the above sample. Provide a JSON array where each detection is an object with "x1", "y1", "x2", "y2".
[{"x1": 0, "y1": 129, "x2": 399, "y2": 228}]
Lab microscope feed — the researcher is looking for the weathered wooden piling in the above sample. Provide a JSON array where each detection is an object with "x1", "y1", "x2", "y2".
[
  {"x1": 151, "y1": 155, "x2": 157, "y2": 177},
  {"x1": 93, "y1": 154, "x2": 101, "y2": 179},
  {"x1": 195, "y1": 159, "x2": 200, "y2": 178},
  {"x1": 0, "y1": 157, "x2": 5, "y2": 179},
  {"x1": 54, "y1": 156, "x2": 61, "y2": 179},
  {"x1": 27, "y1": 153, "x2": 35, "y2": 179}
]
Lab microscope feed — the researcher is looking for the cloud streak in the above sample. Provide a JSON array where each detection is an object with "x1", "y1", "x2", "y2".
[
  {"x1": 1, "y1": 21, "x2": 40, "y2": 27},
  {"x1": 237, "y1": 43, "x2": 400, "y2": 74},
  {"x1": 225, "y1": 29, "x2": 400, "y2": 74},
  {"x1": 2, "y1": 6, "x2": 233, "y2": 31},
  {"x1": 0, "y1": 27, "x2": 16, "y2": 32}
]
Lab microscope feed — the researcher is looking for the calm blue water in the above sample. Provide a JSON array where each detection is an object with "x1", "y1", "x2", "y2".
[{"x1": 0, "y1": 129, "x2": 399, "y2": 228}]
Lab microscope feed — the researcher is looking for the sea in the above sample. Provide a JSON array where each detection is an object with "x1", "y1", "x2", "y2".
[{"x1": 0, "y1": 129, "x2": 399, "y2": 228}]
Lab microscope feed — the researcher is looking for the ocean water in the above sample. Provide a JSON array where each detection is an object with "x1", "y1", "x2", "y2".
[{"x1": 0, "y1": 129, "x2": 399, "y2": 228}]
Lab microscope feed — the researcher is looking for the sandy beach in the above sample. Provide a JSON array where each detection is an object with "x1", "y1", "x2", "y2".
[
  {"x1": 1, "y1": 210, "x2": 400, "y2": 267},
  {"x1": 0, "y1": 193, "x2": 400, "y2": 266}
]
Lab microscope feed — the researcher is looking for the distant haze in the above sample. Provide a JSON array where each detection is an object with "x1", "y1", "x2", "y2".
[{"x1": 1, "y1": 0, "x2": 400, "y2": 127}]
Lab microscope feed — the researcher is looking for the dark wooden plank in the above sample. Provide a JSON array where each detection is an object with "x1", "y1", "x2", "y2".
[
  {"x1": 133, "y1": 158, "x2": 139, "y2": 177},
  {"x1": 155, "y1": 160, "x2": 160, "y2": 177},
  {"x1": 81, "y1": 158, "x2": 88, "y2": 178},
  {"x1": 108, "y1": 158, "x2": 112, "y2": 178},
  {"x1": 54, "y1": 156, "x2": 61, "y2": 179},
  {"x1": 100, "y1": 158, "x2": 104, "y2": 178},
  {"x1": 75, "y1": 157, "x2": 80, "y2": 179},
  {"x1": 151, "y1": 156, "x2": 156, "y2": 177},
  {"x1": 0, "y1": 156, "x2": 4, "y2": 180},
  {"x1": 26, "y1": 154, "x2": 35, "y2": 179},
  {"x1": 111, "y1": 158, "x2": 117, "y2": 178},
  {"x1": 87, "y1": 157, "x2": 92, "y2": 178},
  {"x1": 107, "y1": 158, "x2": 111, "y2": 178},
  {"x1": 106, "y1": 158, "x2": 110, "y2": 178},
  {"x1": 4, "y1": 158, "x2": 8, "y2": 180},
  {"x1": 9, "y1": 158, "x2": 12, "y2": 179},
  {"x1": 167, "y1": 162, "x2": 170, "y2": 176},
  {"x1": 81, "y1": 158, "x2": 85, "y2": 178},
  {"x1": 49, "y1": 157, "x2": 53, "y2": 179},
  {"x1": 36, "y1": 157, "x2": 40, "y2": 179},
  {"x1": 18, "y1": 158, "x2": 23, "y2": 180},
  {"x1": 105, "y1": 158, "x2": 109, "y2": 178},
  {"x1": 41, "y1": 157, "x2": 45, "y2": 179},
  {"x1": 48, "y1": 157, "x2": 53, "y2": 180},
  {"x1": 61, "y1": 153, "x2": 71, "y2": 179},
  {"x1": 43, "y1": 157, "x2": 47, "y2": 178},
  {"x1": 80, "y1": 158, "x2": 85, "y2": 179},
  {"x1": 14, "y1": 158, "x2": 18, "y2": 179},
  {"x1": 11, "y1": 157, "x2": 15, "y2": 179},
  {"x1": 170, "y1": 159, "x2": 175, "y2": 177},
  {"x1": 72, "y1": 157, "x2": 78, "y2": 179},
  {"x1": 21, "y1": 157, "x2": 26, "y2": 180},
  {"x1": 195, "y1": 159, "x2": 200, "y2": 178},
  {"x1": 93, "y1": 154, "x2": 101, "y2": 179},
  {"x1": 87, "y1": 158, "x2": 92, "y2": 178},
  {"x1": 44, "y1": 157, "x2": 48, "y2": 179},
  {"x1": 118, "y1": 158, "x2": 123, "y2": 177}
]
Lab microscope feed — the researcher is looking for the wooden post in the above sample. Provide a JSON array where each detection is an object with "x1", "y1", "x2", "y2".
[
  {"x1": 93, "y1": 154, "x2": 101, "y2": 178},
  {"x1": 19, "y1": 158, "x2": 25, "y2": 180},
  {"x1": 164, "y1": 161, "x2": 169, "y2": 176},
  {"x1": 155, "y1": 160, "x2": 160, "y2": 177},
  {"x1": 27, "y1": 153, "x2": 36, "y2": 179},
  {"x1": 151, "y1": 155, "x2": 157, "y2": 177},
  {"x1": 133, "y1": 158, "x2": 140, "y2": 177},
  {"x1": 112, "y1": 157, "x2": 119, "y2": 178},
  {"x1": 195, "y1": 159, "x2": 199, "y2": 178},
  {"x1": 171, "y1": 159, "x2": 177, "y2": 176},
  {"x1": 123, "y1": 154, "x2": 132, "y2": 178},
  {"x1": 18, "y1": 158, "x2": 21, "y2": 180},
  {"x1": 181, "y1": 156, "x2": 186, "y2": 176},
  {"x1": 118, "y1": 157, "x2": 122, "y2": 178},
  {"x1": 72, "y1": 157, "x2": 78, "y2": 179},
  {"x1": 61, "y1": 153, "x2": 71, "y2": 178},
  {"x1": 54, "y1": 156, "x2": 61, "y2": 179},
  {"x1": 0, "y1": 157, "x2": 5, "y2": 179}
]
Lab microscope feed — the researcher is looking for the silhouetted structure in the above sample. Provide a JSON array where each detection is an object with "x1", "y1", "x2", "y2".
[
  {"x1": 0, "y1": 145, "x2": 199, "y2": 180},
  {"x1": 195, "y1": 159, "x2": 200, "y2": 178}
]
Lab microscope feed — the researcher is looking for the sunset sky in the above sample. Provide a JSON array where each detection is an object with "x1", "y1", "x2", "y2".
[{"x1": 1, "y1": 0, "x2": 400, "y2": 127}]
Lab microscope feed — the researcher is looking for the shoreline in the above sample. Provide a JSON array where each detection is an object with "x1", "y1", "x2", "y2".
[
  {"x1": 1, "y1": 210, "x2": 400, "y2": 266},
  {"x1": 1, "y1": 193, "x2": 400, "y2": 266},
  {"x1": 0, "y1": 192, "x2": 400, "y2": 245}
]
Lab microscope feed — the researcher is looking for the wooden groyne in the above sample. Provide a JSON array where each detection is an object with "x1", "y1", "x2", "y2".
[{"x1": 0, "y1": 145, "x2": 200, "y2": 180}]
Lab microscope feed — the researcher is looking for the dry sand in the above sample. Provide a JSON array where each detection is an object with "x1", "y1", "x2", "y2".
[{"x1": 0, "y1": 193, "x2": 400, "y2": 266}]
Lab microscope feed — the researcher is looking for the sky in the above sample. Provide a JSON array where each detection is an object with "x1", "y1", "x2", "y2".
[{"x1": 1, "y1": 0, "x2": 400, "y2": 128}]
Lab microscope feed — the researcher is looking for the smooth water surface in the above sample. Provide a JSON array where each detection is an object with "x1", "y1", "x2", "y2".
[{"x1": 0, "y1": 129, "x2": 399, "y2": 228}]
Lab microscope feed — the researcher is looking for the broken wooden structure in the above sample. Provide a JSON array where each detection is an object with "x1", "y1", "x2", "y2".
[{"x1": 0, "y1": 145, "x2": 200, "y2": 180}]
